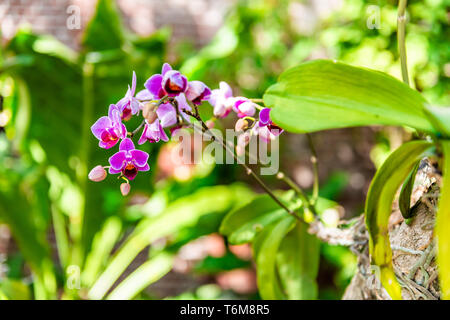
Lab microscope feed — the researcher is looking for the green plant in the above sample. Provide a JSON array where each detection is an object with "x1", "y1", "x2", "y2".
[{"x1": 261, "y1": 1, "x2": 448, "y2": 299}]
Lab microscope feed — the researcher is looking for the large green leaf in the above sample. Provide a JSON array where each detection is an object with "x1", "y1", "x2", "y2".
[
  {"x1": 264, "y1": 60, "x2": 435, "y2": 134},
  {"x1": 365, "y1": 140, "x2": 435, "y2": 300},
  {"x1": 277, "y1": 221, "x2": 320, "y2": 300},
  {"x1": 436, "y1": 141, "x2": 450, "y2": 299},
  {"x1": 253, "y1": 216, "x2": 296, "y2": 300}
]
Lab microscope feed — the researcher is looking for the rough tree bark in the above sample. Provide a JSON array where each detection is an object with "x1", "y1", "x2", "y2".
[{"x1": 311, "y1": 159, "x2": 441, "y2": 300}]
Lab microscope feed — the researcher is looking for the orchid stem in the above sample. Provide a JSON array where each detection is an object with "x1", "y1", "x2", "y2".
[
  {"x1": 277, "y1": 172, "x2": 317, "y2": 217},
  {"x1": 129, "y1": 120, "x2": 146, "y2": 138},
  {"x1": 183, "y1": 107, "x2": 301, "y2": 221},
  {"x1": 398, "y1": 0, "x2": 410, "y2": 86},
  {"x1": 306, "y1": 133, "x2": 319, "y2": 205}
]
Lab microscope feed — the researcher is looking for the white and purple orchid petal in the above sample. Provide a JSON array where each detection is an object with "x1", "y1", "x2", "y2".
[
  {"x1": 209, "y1": 89, "x2": 220, "y2": 108},
  {"x1": 130, "y1": 98, "x2": 141, "y2": 115},
  {"x1": 109, "y1": 151, "x2": 127, "y2": 170},
  {"x1": 162, "y1": 70, "x2": 188, "y2": 96},
  {"x1": 235, "y1": 100, "x2": 256, "y2": 118},
  {"x1": 145, "y1": 74, "x2": 164, "y2": 99},
  {"x1": 138, "y1": 124, "x2": 149, "y2": 145},
  {"x1": 162, "y1": 63, "x2": 172, "y2": 76},
  {"x1": 159, "y1": 122, "x2": 169, "y2": 142},
  {"x1": 138, "y1": 163, "x2": 150, "y2": 172},
  {"x1": 131, "y1": 71, "x2": 137, "y2": 96},
  {"x1": 130, "y1": 149, "x2": 149, "y2": 167},
  {"x1": 186, "y1": 81, "x2": 211, "y2": 105},
  {"x1": 109, "y1": 167, "x2": 122, "y2": 175},
  {"x1": 91, "y1": 116, "x2": 112, "y2": 140},
  {"x1": 157, "y1": 103, "x2": 177, "y2": 127},
  {"x1": 219, "y1": 81, "x2": 233, "y2": 98},
  {"x1": 109, "y1": 104, "x2": 122, "y2": 124},
  {"x1": 136, "y1": 89, "x2": 154, "y2": 101},
  {"x1": 119, "y1": 138, "x2": 135, "y2": 152},
  {"x1": 259, "y1": 108, "x2": 271, "y2": 126},
  {"x1": 175, "y1": 94, "x2": 192, "y2": 122}
]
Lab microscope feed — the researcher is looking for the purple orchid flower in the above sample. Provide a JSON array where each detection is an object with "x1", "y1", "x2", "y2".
[
  {"x1": 91, "y1": 104, "x2": 127, "y2": 149},
  {"x1": 138, "y1": 119, "x2": 169, "y2": 144},
  {"x1": 145, "y1": 63, "x2": 188, "y2": 98},
  {"x1": 185, "y1": 80, "x2": 211, "y2": 105},
  {"x1": 209, "y1": 81, "x2": 234, "y2": 118},
  {"x1": 252, "y1": 108, "x2": 284, "y2": 142},
  {"x1": 117, "y1": 71, "x2": 141, "y2": 121},
  {"x1": 108, "y1": 138, "x2": 150, "y2": 180},
  {"x1": 233, "y1": 97, "x2": 256, "y2": 118}
]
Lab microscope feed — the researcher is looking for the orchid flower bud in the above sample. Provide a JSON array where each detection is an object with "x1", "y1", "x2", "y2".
[
  {"x1": 120, "y1": 182, "x2": 131, "y2": 196},
  {"x1": 236, "y1": 132, "x2": 251, "y2": 156},
  {"x1": 235, "y1": 119, "x2": 249, "y2": 132},
  {"x1": 142, "y1": 102, "x2": 158, "y2": 124},
  {"x1": 88, "y1": 165, "x2": 107, "y2": 182},
  {"x1": 206, "y1": 120, "x2": 215, "y2": 129}
]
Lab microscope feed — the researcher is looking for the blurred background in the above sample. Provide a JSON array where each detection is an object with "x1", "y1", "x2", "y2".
[{"x1": 0, "y1": 0, "x2": 448, "y2": 300}]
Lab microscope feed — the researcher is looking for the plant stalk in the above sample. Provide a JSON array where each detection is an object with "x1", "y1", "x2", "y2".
[{"x1": 398, "y1": 0, "x2": 410, "y2": 86}]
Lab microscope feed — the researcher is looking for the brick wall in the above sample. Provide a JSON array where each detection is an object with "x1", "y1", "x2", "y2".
[{"x1": 0, "y1": 0, "x2": 232, "y2": 49}]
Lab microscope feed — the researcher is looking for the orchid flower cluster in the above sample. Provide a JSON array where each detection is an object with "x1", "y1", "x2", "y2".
[{"x1": 88, "y1": 63, "x2": 284, "y2": 195}]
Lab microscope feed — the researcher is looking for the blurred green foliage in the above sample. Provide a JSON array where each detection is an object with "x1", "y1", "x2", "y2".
[{"x1": 0, "y1": 0, "x2": 447, "y2": 300}]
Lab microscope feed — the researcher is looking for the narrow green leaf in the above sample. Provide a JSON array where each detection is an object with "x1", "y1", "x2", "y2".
[
  {"x1": 0, "y1": 279, "x2": 31, "y2": 300},
  {"x1": 264, "y1": 60, "x2": 435, "y2": 134},
  {"x1": 365, "y1": 140, "x2": 435, "y2": 300},
  {"x1": 399, "y1": 161, "x2": 420, "y2": 219},
  {"x1": 277, "y1": 221, "x2": 320, "y2": 300},
  {"x1": 436, "y1": 141, "x2": 450, "y2": 299},
  {"x1": 82, "y1": 216, "x2": 122, "y2": 287},
  {"x1": 106, "y1": 253, "x2": 174, "y2": 300},
  {"x1": 253, "y1": 216, "x2": 296, "y2": 300},
  {"x1": 89, "y1": 185, "x2": 250, "y2": 300}
]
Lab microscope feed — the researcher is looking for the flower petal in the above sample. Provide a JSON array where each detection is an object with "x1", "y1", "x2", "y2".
[
  {"x1": 136, "y1": 89, "x2": 154, "y2": 100},
  {"x1": 138, "y1": 124, "x2": 149, "y2": 145},
  {"x1": 131, "y1": 71, "x2": 137, "y2": 95},
  {"x1": 219, "y1": 81, "x2": 232, "y2": 98},
  {"x1": 91, "y1": 116, "x2": 112, "y2": 140},
  {"x1": 157, "y1": 103, "x2": 177, "y2": 127},
  {"x1": 109, "y1": 167, "x2": 122, "y2": 174},
  {"x1": 159, "y1": 123, "x2": 169, "y2": 142},
  {"x1": 130, "y1": 149, "x2": 149, "y2": 167},
  {"x1": 162, "y1": 63, "x2": 172, "y2": 76},
  {"x1": 138, "y1": 163, "x2": 150, "y2": 172},
  {"x1": 145, "y1": 74, "x2": 164, "y2": 98},
  {"x1": 259, "y1": 108, "x2": 271, "y2": 125},
  {"x1": 119, "y1": 138, "x2": 135, "y2": 152},
  {"x1": 109, "y1": 151, "x2": 127, "y2": 170}
]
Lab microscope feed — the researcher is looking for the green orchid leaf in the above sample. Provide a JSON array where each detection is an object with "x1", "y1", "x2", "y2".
[
  {"x1": 436, "y1": 141, "x2": 450, "y2": 299},
  {"x1": 88, "y1": 184, "x2": 251, "y2": 300},
  {"x1": 399, "y1": 161, "x2": 420, "y2": 219},
  {"x1": 252, "y1": 216, "x2": 296, "y2": 300},
  {"x1": 365, "y1": 140, "x2": 435, "y2": 300},
  {"x1": 106, "y1": 253, "x2": 174, "y2": 300},
  {"x1": 264, "y1": 60, "x2": 435, "y2": 134},
  {"x1": 277, "y1": 221, "x2": 320, "y2": 300},
  {"x1": 423, "y1": 105, "x2": 450, "y2": 138}
]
